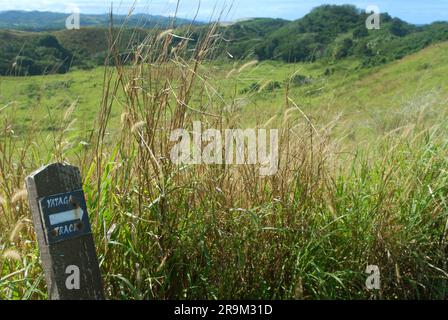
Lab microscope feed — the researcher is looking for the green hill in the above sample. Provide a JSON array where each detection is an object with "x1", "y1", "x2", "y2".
[
  {"x1": 0, "y1": 28, "x2": 152, "y2": 75},
  {"x1": 0, "y1": 30, "x2": 72, "y2": 76},
  {"x1": 252, "y1": 5, "x2": 448, "y2": 65},
  {"x1": 52, "y1": 28, "x2": 150, "y2": 69},
  {"x1": 1, "y1": 5, "x2": 448, "y2": 76},
  {"x1": 216, "y1": 18, "x2": 290, "y2": 59}
]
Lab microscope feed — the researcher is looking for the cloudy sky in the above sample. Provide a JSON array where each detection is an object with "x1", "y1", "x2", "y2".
[{"x1": 0, "y1": 0, "x2": 447, "y2": 24}]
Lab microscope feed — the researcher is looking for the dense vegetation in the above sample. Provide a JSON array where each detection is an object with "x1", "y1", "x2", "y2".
[
  {"x1": 1, "y1": 5, "x2": 448, "y2": 75},
  {"x1": 252, "y1": 5, "x2": 448, "y2": 65},
  {"x1": 0, "y1": 28, "x2": 151, "y2": 75},
  {"x1": 52, "y1": 28, "x2": 150, "y2": 70},
  {"x1": 1, "y1": 4, "x2": 448, "y2": 299},
  {"x1": 0, "y1": 31, "x2": 72, "y2": 76},
  {"x1": 1, "y1": 27, "x2": 448, "y2": 299}
]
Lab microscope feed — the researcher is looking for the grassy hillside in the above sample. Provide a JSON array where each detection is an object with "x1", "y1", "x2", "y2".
[
  {"x1": 1, "y1": 6, "x2": 448, "y2": 300},
  {"x1": 1, "y1": 39, "x2": 448, "y2": 299},
  {"x1": 1, "y1": 41, "x2": 447, "y2": 149}
]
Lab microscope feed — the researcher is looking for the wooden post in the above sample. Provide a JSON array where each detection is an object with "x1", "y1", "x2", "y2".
[{"x1": 26, "y1": 162, "x2": 104, "y2": 300}]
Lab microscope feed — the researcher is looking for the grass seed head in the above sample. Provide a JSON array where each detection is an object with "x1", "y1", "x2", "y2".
[
  {"x1": 238, "y1": 60, "x2": 258, "y2": 73},
  {"x1": 9, "y1": 220, "x2": 25, "y2": 243},
  {"x1": 12, "y1": 189, "x2": 28, "y2": 204},
  {"x1": 131, "y1": 121, "x2": 146, "y2": 133},
  {"x1": 2, "y1": 249, "x2": 21, "y2": 262}
]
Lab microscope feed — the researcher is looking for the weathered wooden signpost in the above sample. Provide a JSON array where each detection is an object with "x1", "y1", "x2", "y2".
[{"x1": 26, "y1": 163, "x2": 104, "y2": 300}]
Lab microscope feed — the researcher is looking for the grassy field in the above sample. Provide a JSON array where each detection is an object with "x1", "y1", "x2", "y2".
[
  {"x1": 2, "y1": 41, "x2": 447, "y2": 141},
  {"x1": 1, "y1": 36, "x2": 448, "y2": 299}
]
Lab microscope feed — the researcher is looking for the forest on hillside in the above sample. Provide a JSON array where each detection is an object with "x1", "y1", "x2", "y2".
[{"x1": 1, "y1": 5, "x2": 448, "y2": 76}]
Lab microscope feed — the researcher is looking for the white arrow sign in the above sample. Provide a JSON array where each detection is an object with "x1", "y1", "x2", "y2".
[{"x1": 49, "y1": 207, "x2": 84, "y2": 226}]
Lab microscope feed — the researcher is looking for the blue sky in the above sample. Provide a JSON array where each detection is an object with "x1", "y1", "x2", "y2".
[{"x1": 0, "y1": 0, "x2": 447, "y2": 24}]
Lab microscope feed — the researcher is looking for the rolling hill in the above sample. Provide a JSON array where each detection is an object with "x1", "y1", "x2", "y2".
[
  {"x1": 1, "y1": 5, "x2": 448, "y2": 76},
  {"x1": 0, "y1": 10, "x2": 200, "y2": 31},
  {"x1": 251, "y1": 5, "x2": 448, "y2": 65},
  {"x1": 1, "y1": 18, "x2": 448, "y2": 299}
]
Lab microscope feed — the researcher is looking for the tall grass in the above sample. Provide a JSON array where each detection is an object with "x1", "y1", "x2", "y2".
[{"x1": 0, "y1": 13, "x2": 447, "y2": 299}]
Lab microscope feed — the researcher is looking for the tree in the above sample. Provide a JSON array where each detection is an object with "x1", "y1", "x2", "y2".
[
  {"x1": 353, "y1": 26, "x2": 368, "y2": 39},
  {"x1": 334, "y1": 38, "x2": 353, "y2": 59},
  {"x1": 390, "y1": 18, "x2": 409, "y2": 37}
]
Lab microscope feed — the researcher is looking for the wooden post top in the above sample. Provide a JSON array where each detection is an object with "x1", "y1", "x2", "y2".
[{"x1": 26, "y1": 162, "x2": 105, "y2": 300}]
